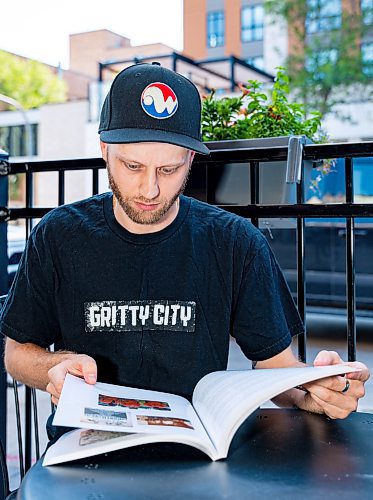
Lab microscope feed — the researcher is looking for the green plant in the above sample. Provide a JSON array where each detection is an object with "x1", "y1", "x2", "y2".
[
  {"x1": 201, "y1": 67, "x2": 334, "y2": 194},
  {"x1": 202, "y1": 67, "x2": 323, "y2": 142},
  {"x1": 264, "y1": 0, "x2": 372, "y2": 118}
]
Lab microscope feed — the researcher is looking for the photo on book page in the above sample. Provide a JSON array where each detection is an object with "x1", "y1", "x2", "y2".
[
  {"x1": 81, "y1": 407, "x2": 133, "y2": 427},
  {"x1": 98, "y1": 394, "x2": 171, "y2": 411},
  {"x1": 54, "y1": 375, "x2": 204, "y2": 436},
  {"x1": 136, "y1": 415, "x2": 194, "y2": 429},
  {"x1": 79, "y1": 429, "x2": 126, "y2": 446}
]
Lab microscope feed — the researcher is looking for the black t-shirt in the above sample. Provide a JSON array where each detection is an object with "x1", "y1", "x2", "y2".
[{"x1": 0, "y1": 193, "x2": 304, "y2": 399}]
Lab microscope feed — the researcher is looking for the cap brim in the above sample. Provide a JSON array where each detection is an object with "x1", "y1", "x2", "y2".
[{"x1": 100, "y1": 128, "x2": 210, "y2": 155}]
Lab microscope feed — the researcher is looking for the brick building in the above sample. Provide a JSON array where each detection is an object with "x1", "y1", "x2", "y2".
[
  {"x1": 183, "y1": 0, "x2": 372, "y2": 79},
  {"x1": 183, "y1": 0, "x2": 287, "y2": 74}
]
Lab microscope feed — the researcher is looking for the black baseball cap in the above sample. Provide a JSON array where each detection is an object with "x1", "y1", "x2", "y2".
[{"x1": 98, "y1": 62, "x2": 210, "y2": 155}]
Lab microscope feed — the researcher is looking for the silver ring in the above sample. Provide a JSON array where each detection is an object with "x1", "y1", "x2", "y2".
[{"x1": 341, "y1": 379, "x2": 350, "y2": 393}]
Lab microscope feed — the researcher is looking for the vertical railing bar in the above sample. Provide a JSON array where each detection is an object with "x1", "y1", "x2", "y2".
[
  {"x1": 13, "y1": 380, "x2": 24, "y2": 479},
  {"x1": 24, "y1": 169, "x2": 33, "y2": 472},
  {"x1": 296, "y1": 162, "x2": 306, "y2": 363},
  {"x1": 250, "y1": 161, "x2": 259, "y2": 228},
  {"x1": 92, "y1": 168, "x2": 99, "y2": 196},
  {"x1": 52, "y1": 169, "x2": 62, "y2": 418},
  {"x1": 31, "y1": 389, "x2": 40, "y2": 461},
  {"x1": 206, "y1": 162, "x2": 214, "y2": 205},
  {"x1": 250, "y1": 159, "x2": 259, "y2": 370},
  {"x1": 345, "y1": 157, "x2": 356, "y2": 362},
  {"x1": 205, "y1": 163, "x2": 209, "y2": 203},
  {"x1": 58, "y1": 170, "x2": 65, "y2": 206}
]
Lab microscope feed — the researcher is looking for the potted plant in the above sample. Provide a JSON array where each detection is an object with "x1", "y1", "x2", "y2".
[{"x1": 201, "y1": 67, "x2": 329, "y2": 210}]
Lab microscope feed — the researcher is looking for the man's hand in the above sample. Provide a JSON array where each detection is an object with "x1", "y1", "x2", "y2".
[
  {"x1": 257, "y1": 345, "x2": 370, "y2": 419},
  {"x1": 46, "y1": 354, "x2": 97, "y2": 405},
  {"x1": 300, "y1": 350, "x2": 370, "y2": 419}
]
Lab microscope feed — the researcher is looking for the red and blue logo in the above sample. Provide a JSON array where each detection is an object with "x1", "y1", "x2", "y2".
[{"x1": 141, "y1": 82, "x2": 178, "y2": 119}]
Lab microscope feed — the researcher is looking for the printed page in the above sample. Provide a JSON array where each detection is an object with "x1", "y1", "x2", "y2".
[
  {"x1": 53, "y1": 375, "x2": 211, "y2": 447},
  {"x1": 192, "y1": 365, "x2": 357, "y2": 459},
  {"x1": 43, "y1": 426, "x2": 219, "y2": 466}
]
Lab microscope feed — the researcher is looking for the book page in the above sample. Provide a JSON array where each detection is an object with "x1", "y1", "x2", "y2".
[
  {"x1": 192, "y1": 365, "x2": 357, "y2": 458},
  {"x1": 43, "y1": 426, "x2": 219, "y2": 466},
  {"x1": 53, "y1": 375, "x2": 211, "y2": 446}
]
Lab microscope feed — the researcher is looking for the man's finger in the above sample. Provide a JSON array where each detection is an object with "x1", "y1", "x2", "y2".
[
  {"x1": 310, "y1": 393, "x2": 352, "y2": 420},
  {"x1": 82, "y1": 362, "x2": 97, "y2": 384},
  {"x1": 313, "y1": 350, "x2": 343, "y2": 366},
  {"x1": 341, "y1": 361, "x2": 370, "y2": 382},
  {"x1": 304, "y1": 375, "x2": 346, "y2": 392},
  {"x1": 51, "y1": 395, "x2": 59, "y2": 405},
  {"x1": 46, "y1": 382, "x2": 60, "y2": 400},
  {"x1": 47, "y1": 364, "x2": 69, "y2": 394}
]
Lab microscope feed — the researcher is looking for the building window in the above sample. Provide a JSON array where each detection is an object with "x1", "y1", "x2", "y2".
[
  {"x1": 361, "y1": 0, "x2": 373, "y2": 25},
  {"x1": 0, "y1": 124, "x2": 38, "y2": 157},
  {"x1": 246, "y1": 56, "x2": 265, "y2": 71},
  {"x1": 306, "y1": 48, "x2": 338, "y2": 78},
  {"x1": 207, "y1": 11, "x2": 225, "y2": 48},
  {"x1": 362, "y1": 42, "x2": 373, "y2": 77},
  {"x1": 306, "y1": 0, "x2": 342, "y2": 33},
  {"x1": 242, "y1": 5, "x2": 264, "y2": 42}
]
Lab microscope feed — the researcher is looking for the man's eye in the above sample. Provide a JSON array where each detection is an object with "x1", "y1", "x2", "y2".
[
  {"x1": 126, "y1": 164, "x2": 140, "y2": 171},
  {"x1": 160, "y1": 167, "x2": 177, "y2": 175}
]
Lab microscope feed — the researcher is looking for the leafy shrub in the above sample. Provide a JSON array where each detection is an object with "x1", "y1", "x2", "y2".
[{"x1": 201, "y1": 67, "x2": 323, "y2": 142}]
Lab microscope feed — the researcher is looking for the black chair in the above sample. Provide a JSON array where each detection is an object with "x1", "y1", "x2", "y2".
[
  {"x1": 0, "y1": 294, "x2": 41, "y2": 498},
  {"x1": 0, "y1": 436, "x2": 10, "y2": 499}
]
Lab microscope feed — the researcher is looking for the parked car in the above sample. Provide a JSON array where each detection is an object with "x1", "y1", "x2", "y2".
[{"x1": 264, "y1": 158, "x2": 373, "y2": 312}]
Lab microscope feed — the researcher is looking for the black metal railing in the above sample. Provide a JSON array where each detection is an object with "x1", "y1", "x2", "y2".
[{"x1": 0, "y1": 140, "x2": 373, "y2": 480}]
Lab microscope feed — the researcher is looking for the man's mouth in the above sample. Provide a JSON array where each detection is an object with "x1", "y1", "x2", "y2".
[{"x1": 134, "y1": 201, "x2": 160, "y2": 211}]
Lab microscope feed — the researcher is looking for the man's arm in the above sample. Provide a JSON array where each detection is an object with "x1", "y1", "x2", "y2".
[
  {"x1": 256, "y1": 345, "x2": 369, "y2": 419},
  {"x1": 4, "y1": 337, "x2": 97, "y2": 404}
]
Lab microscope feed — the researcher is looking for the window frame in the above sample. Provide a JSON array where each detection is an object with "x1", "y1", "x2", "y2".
[
  {"x1": 306, "y1": 0, "x2": 342, "y2": 34},
  {"x1": 361, "y1": 0, "x2": 373, "y2": 25},
  {"x1": 361, "y1": 42, "x2": 373, "y2": 77},
  {"x1": 207, "y1": 10, "x2": 225, "y2": 48},
  {"x1": 0, "y1": 124, "x2": 38, "y2": 157},
  {"x1": 241, "y1": 4, "x2": 264, "y2": 43}
]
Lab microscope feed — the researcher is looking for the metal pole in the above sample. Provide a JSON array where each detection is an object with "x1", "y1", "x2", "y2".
[
  {"x1": 172, "y1": 52, "x2": 177, "y2": 73},
  {"x1": 0, "y1": 149, "x2": 9, "y2": 455},
  {"x1": 345, "y1": 158, "x2": 356, "y2": 362},
  {"x1": 249, "y1": 161, "x2": 259, "y2": 228},
  {"x1": 230, "y1": 56, "x2": 235, "y2": 92},
  {"x1": 296, "y1": 178, "x2": 306, "y2": 363},
  {"x1": 23, "y1": 170, "x2": 34, "y2": 472}
]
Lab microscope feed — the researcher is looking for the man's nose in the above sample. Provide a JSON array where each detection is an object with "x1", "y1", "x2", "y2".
[{"x1": 140, "y1": 171, "x2": 160, "y2": 200}]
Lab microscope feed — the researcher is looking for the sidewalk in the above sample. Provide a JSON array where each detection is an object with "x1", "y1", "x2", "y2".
[{"x1": 6, "y1": 337, "x2": 373, "y2": 491}]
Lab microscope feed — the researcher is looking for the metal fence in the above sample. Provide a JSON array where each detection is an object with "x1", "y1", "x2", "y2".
[{"x1": 0, "y1": 140, "x2": 373, "y2": 480}]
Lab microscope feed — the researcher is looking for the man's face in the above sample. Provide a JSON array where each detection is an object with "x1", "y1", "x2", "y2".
[{"x1": 101, "y1": 142, "x2": 194, "y2": 226}]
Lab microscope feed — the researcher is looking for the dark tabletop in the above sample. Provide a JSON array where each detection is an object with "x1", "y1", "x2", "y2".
[{"x1": 18, "y1": 409, "x2": 373, "y2": 500}]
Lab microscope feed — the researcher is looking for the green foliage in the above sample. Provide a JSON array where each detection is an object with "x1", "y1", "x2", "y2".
[
  {"x1": 0, "y1": 51, "x2": 67, "y2": 109},
  {"x1": 202, "y1": 67, "x2": 323, "y2": 142},
  {"x1": 263, "y1": 0, "x2": 373, "y2": 116}
]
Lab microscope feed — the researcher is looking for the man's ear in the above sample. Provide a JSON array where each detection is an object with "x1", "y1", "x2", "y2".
[
  {"x1": 100, "y1": 141, "x2": 108, "y2": 162},
  {"x1": 189, "y1": 151, "x2": 196, "y2": 165}
]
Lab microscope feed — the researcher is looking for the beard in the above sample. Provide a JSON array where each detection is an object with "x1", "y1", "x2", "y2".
[{"x1": 107, "y1": 163, "x2": 190, "y2": 225}]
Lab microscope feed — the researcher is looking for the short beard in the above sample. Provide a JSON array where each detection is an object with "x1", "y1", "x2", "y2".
[{"x1": 107, "y1": 162, "x2": 190, "y2": 225}]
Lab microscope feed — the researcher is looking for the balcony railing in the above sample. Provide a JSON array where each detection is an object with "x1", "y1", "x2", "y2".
[{"x1": 0, "y1": 140, "x2": 373, "y2": 481}]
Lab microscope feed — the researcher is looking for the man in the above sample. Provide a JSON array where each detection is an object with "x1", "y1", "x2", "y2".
[{"x1": 1, "y1": 63, "x2": 369, "y2": 423}]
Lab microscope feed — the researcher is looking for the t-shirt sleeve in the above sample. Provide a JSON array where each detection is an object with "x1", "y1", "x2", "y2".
[
  {"x1": 231, "y1": 230, "x2": 304, "y2": 361},
  {"x1": 0, "y1": 221, "x2": 61, "y2": 348}
]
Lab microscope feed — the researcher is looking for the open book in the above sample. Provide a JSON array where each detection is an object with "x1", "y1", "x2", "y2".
[{"x1": 43, "y1": 365, "x2": 356, "y2": 465}]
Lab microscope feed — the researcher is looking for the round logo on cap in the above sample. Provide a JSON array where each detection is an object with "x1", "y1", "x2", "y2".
[{"x1": 141, "y1": 82, "x2": 178, "y2": 119}]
